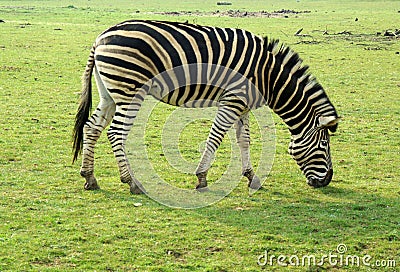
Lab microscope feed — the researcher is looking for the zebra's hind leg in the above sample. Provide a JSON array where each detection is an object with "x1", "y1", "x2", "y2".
[
  {"x1": 195, "y1": 104, "x2": 242, "y2": 191},
  {"x1": 235, "y1": 113, "x2": 262, "y2": 190},
  {"x1": 81, "y1": 100, "x2": 116, "y2": 190},
  {"x1": 80, "y1": 67, "x2": 116, "y2": 190},
  {"x1": 106, "y1": 89, "x2": 147, "y2": 195}
]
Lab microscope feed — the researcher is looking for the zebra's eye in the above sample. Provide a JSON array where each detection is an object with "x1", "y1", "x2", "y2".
[{"x1": 320, "y1": 140, "x2": 328, "y2": 148}]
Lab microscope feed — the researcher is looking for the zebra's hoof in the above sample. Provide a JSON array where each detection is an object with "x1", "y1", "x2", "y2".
[
  {"x1": 129, "y1": 182, "x2": 146, "y2": 195},
  {"x1": 248, "y1": 176, "x2": 262, "y2": 190},
  {"x1": 195, "y1": 182, "x2": 209, "y2": 192},
  {"x1": 130, "y1": 187, "x2": 145, "y2": 195},
  {"x1": 196, "y1": 186, "x2": 210, "y2": 193},
  {"x1": 84, "y1": 180, "x2": 100, "y2": 190}
]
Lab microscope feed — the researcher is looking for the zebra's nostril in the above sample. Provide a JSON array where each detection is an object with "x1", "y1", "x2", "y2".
[
  {"x1": 307, "y1": 177, "x2": 321, "y2": 188},
  {"x1": 307, "y1": 169, "x2": 333, "y2": 188}
]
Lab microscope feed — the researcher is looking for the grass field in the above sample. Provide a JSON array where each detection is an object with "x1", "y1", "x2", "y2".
[{"x1": 0, "y1": 0, "x2": 399, "y2": 271}]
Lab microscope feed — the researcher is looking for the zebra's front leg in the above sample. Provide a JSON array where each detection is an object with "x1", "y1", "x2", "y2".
[
  {"x1": 195, "y1": 105, "x2": 240, "y2": 192},
  {"x1": 195, "y1": 171, "x2": 209, "y2": 192},
  {"x1": 235, "y1": 113, "x2": 262, "y2": 190}
]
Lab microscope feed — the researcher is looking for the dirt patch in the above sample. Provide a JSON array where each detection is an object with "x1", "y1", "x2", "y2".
[
  {"x1": 216, "y1": 1, "x2": 232, "y2": 5},
  {"x1": 148, "y1": 9, "x2": 311, "y2": 18},
  {"x1": 1, "y1": 65, "x2": 21, "y2": 72}
]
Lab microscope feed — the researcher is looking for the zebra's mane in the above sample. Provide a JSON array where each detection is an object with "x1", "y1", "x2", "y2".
[{"x1": 263, "y1": 37, "x2": 322, "y2": 91}]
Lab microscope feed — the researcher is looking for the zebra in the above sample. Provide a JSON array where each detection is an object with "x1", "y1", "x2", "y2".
[{"x1": 73, "y1": 20, "x2": 339, "y2": 194}]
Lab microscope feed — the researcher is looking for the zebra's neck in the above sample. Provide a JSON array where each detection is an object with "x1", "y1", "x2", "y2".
[
  {"x1": 260, "y1": 44, "x2": 336, "y2": 137},
  {"x1": 271, "y1": 81, "x2": 336, "y2": 137}
]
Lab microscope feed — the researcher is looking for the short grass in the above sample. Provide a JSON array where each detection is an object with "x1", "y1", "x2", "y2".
[{"x1": 0, "y1": 0, "x2": 399, "y2": 271}]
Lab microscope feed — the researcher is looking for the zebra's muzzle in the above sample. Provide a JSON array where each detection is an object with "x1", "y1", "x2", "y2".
[{"x1": 307, "y1": 169, "x2": 333, "y2": 188}]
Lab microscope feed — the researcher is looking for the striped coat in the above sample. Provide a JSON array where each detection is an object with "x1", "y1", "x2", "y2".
[{"x1": 73, "y1": 20, "x2": 339, "y2": 194}]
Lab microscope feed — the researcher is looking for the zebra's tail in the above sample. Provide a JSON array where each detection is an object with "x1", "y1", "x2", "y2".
[{"x1": 72, "y1": 45, "x2": 96, "y2": 163}]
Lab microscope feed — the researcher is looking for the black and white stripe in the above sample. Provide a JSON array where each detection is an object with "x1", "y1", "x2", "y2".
[{"x1": 73, "y1": 20, "x2": 339, "y2": 193}]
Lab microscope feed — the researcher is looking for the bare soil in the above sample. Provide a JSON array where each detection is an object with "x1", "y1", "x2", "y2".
[{"x1": 147, "y1": 9, "x2": 311, "y2": 18}]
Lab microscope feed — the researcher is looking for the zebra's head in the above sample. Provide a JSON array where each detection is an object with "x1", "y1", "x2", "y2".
[{"x1": 288, "y1": 115, "x2": 339, "y2": 188}]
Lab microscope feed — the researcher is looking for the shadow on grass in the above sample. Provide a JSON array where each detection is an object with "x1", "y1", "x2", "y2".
[
  {"x1": 95, "y1": 181, "x2": 398, "y2": 246},
  {"x1": 190, "y1": 184, "x2": 399, "y2": 247}
]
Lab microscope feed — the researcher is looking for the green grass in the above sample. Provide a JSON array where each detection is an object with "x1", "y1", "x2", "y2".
[{"x1": 0, "y1": 0, "x2": 399, "y2": 271}]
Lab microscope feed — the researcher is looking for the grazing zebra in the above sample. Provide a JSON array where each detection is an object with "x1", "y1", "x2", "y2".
[{"x1": 73, "y1": 20, "x2": 339, "y2": 194}]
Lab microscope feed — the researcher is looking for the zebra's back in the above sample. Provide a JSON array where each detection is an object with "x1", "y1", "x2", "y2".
[{"x1": 94, "y1": 20, "x2": 266, "y2": 107}]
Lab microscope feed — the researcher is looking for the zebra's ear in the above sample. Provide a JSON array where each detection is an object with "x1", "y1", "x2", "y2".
[{"x1": 318, "y1": 116, "x2": 340, "y2": 132}]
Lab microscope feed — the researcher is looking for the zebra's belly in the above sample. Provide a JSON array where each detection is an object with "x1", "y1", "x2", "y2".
[{"x1": 149, "y1": 84, "x2": 222, "y2": 108}]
